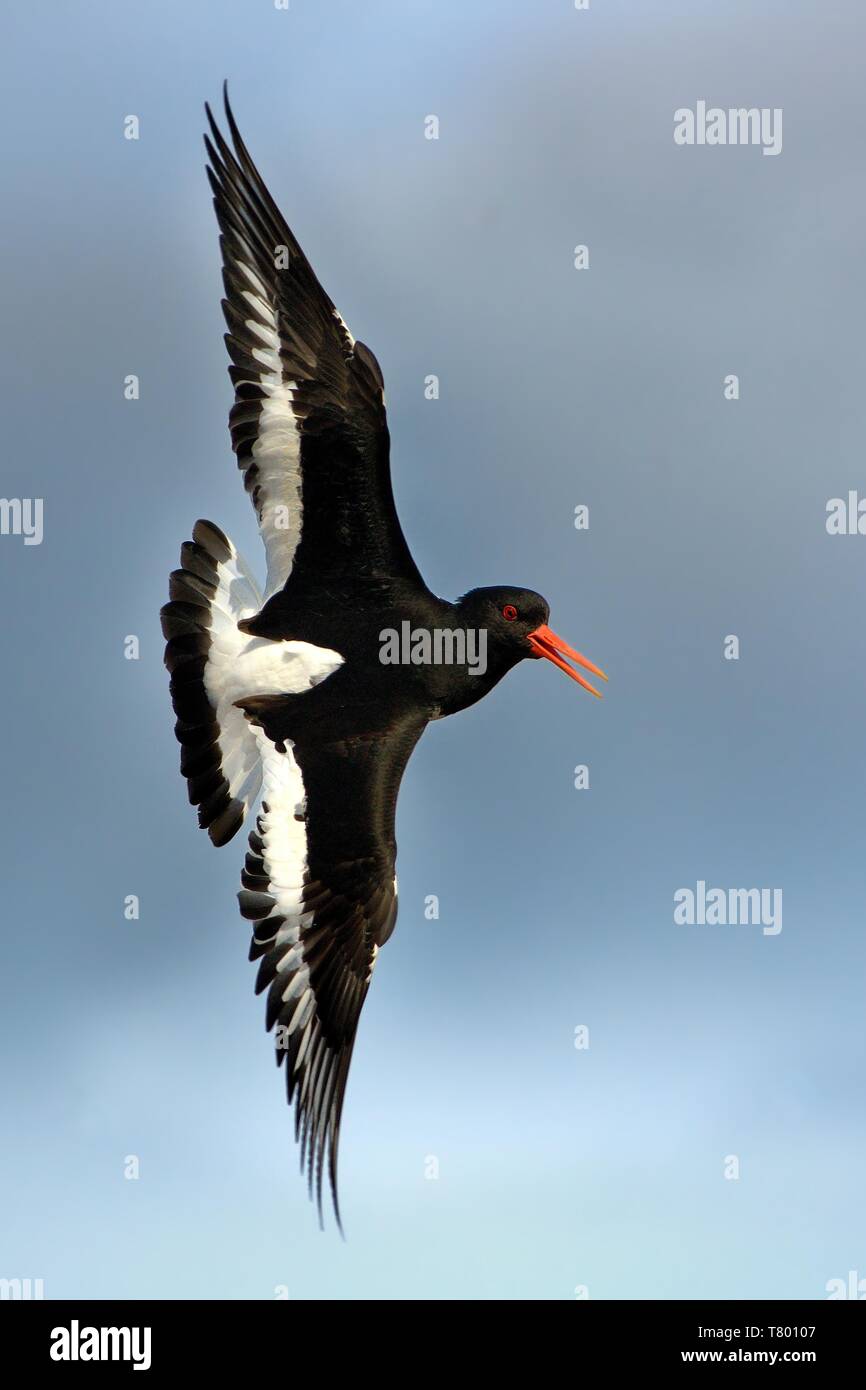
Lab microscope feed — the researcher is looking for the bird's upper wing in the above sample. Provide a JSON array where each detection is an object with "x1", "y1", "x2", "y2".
[
  {"x1": 205, "y1": 88, "x2": 423, "y2": 599},
  {"x1": 236, "y1": 696, "x2": 427, "y2": 1227}
]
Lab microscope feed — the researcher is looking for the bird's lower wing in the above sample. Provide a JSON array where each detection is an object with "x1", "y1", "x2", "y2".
[{"x1": 235, "y1": 699, "x2": 427, "y2": 1226}]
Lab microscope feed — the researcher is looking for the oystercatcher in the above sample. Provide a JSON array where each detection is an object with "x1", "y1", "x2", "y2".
[{"x1": 161, "y1": 87, "x2": 607, "y2": 1227}]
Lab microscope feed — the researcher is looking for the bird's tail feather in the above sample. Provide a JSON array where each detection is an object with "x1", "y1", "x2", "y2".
[{"x1": 161, "y1": 519, "x2": 264, "y2": 846}]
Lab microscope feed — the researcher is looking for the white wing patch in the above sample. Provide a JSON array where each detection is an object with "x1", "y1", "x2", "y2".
[
  {"x1": 211, "y1": 635, "x2": 344, "y2": 706},
  {"x1": 244, "y1": 729, "x2": 321, "y2": 1078},
  {"x1": 237, "y1": 272, "x2": 304, "y2": 600},
  {"x1": 252, "y1": 730, "x2": 313, "y2": 1022},
  {"x1": 198, "y1": 536, "x2": 264, "y2": 816},
  {"x1": 200, "y1": 529, "x2": 342, "y2": 829}
]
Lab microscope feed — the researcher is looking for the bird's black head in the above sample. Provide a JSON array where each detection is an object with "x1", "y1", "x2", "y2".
[
  {"x1": 456, "y1": 585, "x2": 608, "y2": 697},
  {"x1": 457, "y1": 585, "x2": 548, "y2": 650}
]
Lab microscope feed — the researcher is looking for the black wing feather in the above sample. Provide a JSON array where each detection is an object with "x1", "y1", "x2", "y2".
[
  {"x1": 239, "y1": 699, "x2": 427, "y2": 1228},
  {"x1": 205, "y1": 85, "x2": 424, "y2": 591}
]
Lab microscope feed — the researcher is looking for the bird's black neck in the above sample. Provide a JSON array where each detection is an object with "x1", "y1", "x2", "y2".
[{"x1": 247, "y1": 578, "x2": 523, "y2": 721}]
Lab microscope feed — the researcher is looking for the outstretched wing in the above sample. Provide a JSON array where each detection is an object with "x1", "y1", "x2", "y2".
[
  {"x1": 205, "y1": 86, "x2": 423, "y2": 598},
  {"x1": 237, "y1": 698, "x2": 427, "y2": 1227}
]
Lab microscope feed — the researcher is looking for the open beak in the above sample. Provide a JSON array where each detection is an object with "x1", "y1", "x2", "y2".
[{"x1": 527, "y1": 624, "x2": 608, "y2": 698}]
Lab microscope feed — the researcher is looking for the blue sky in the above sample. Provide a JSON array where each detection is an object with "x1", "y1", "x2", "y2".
[{"x1": 2, "y1": 0, "x2": 865, "y2": 1298}]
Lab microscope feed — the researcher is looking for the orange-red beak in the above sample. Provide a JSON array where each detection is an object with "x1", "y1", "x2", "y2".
[{"x1": 527, "y1": 624, "x2": 608, "y2": 698}]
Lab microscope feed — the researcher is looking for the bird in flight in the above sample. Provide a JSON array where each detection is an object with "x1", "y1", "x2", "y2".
[{"x1": 161, "y1": 86, "x2": 607, "y2": 1228}]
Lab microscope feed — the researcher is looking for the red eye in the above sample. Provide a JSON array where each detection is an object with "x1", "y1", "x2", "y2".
[{"x1": 502, "y1": 604, "x2": 518, "y2": 621}]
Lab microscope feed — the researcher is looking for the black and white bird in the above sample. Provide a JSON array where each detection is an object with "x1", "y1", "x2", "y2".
[{"x1": 161, "y1": 87, "x2": 607, "y2": 1228}]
